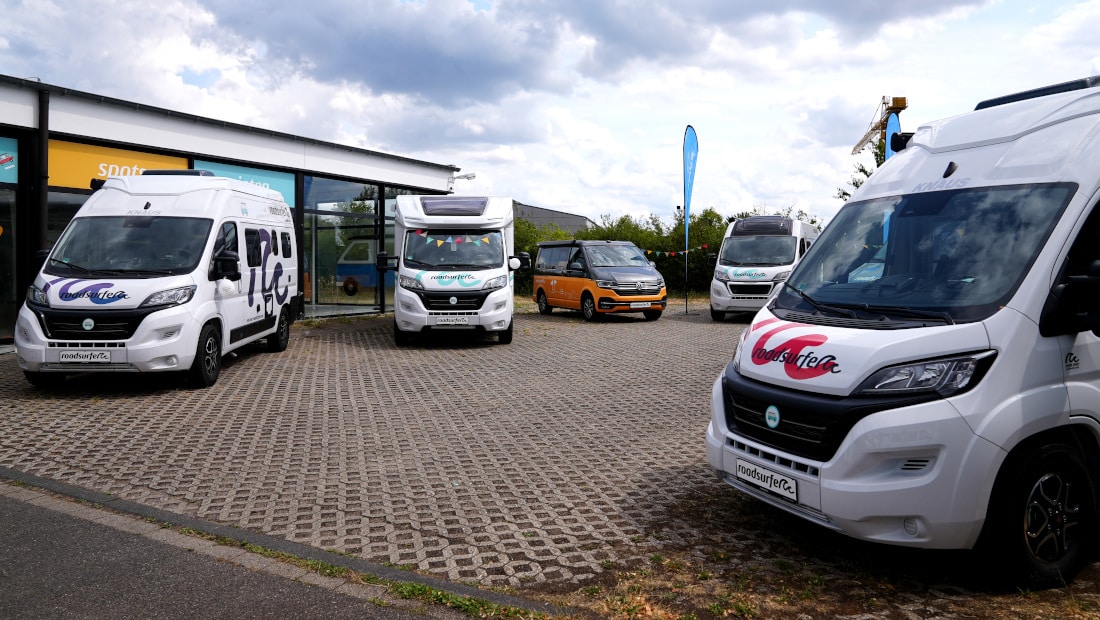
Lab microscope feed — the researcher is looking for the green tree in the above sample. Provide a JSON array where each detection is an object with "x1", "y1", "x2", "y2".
[{"x1": 836, "y1": 140, "x2": 886, "y2": 202}]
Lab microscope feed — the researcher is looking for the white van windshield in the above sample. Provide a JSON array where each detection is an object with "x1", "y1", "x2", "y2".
[
  {"x1": 402, "y1": 229, "x2": 504, "y2": 270},
  {"x1": 718, "y1": 236, "x2": 797, "y2": 267},
  {"x1": 46, "y1": 216, "x2": 213, "y2": 277},
  {"x1": 776, "y1": 183, "x2": 1075, "y2": 324}
]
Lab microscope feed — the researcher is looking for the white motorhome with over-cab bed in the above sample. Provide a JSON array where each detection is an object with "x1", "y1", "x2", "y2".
[
  {"x1": 15, "y1": 170, "x2": 298, "y2": 388},
  {"x1": 392, "y1": 195, "x2": 529, "y2": 346},
  {"x1": 707, "y1": 77, "x2": 1100, "y2": 587}
]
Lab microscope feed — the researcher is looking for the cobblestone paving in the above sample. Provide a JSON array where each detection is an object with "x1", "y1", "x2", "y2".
[
  {"x1": 0, "y1": 302, "x2": 736, "y2": 588},
  {"x1": 4, "y1": 301, "x2": 1100, "y2": 619}
]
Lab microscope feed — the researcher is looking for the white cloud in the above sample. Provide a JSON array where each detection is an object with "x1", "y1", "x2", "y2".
[{"x1": 4, "y1": 0, "x2": 1098, "y2": 227}]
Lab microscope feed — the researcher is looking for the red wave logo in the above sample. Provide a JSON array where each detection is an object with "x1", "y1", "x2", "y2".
[{"x1": 748, "y1": 319, "x2": 841, "y2": 380}]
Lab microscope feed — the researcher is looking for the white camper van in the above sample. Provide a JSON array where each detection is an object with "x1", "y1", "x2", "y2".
[
  {"x1": 707, "y1": 77, "x2": 1100, "y2": 587},
  {"x1": 392, "y1": 195, "x2": 528, "y2": 346},
  {"x1": 14, "y1": 170, "x2": 298, "y2": 388},
  {"x1": 709, "y1": 215, "x2": 818, "y2": 321}
]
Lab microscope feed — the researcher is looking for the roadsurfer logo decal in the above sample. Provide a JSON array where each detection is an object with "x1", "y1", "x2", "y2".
[
  {"x1": 749, "y1": 318, "x2": 841, "y2": 380},
  {"x1": 729, "y1": 268, "x2": 767, "y2": 280},
  {"x1": 417, "y1": 271, "x2": 483, "y2": 288},
  {"x1": 45, "y1": 278, "x2": 130, "y2": 305}
]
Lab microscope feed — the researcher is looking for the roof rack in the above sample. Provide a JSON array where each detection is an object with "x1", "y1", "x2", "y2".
[{"x1": 975, "y1": 76, "x2": 1100, "y2": 110}]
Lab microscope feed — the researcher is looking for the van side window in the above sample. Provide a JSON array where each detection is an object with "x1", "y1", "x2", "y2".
[
  {"x1": 271, "y1": 229, "x2": 279, "y2": 256},
  {"x1": 244, "y1": 228, "x2": 263, "y2": 267},
  {"x1": 568, "y1": 248, "x2": 586, "y2": 270},
  {"x1": 281, "y1": 232, "x2": 293, "y2": 258},
  {"x1": 1062, "y1": 205, "x2": 1100, "y2": 278},
  {"x1": 214, "y1": 222, "x2": 238, "y2": 256}
]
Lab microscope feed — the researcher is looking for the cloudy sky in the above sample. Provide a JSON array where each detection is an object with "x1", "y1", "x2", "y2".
[{"x1": 4, "y1": 0, "x2": 1099, "y2": 226}]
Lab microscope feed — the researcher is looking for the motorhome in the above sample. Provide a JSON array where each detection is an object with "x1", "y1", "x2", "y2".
[
  {"x1": 14, "y1": 170, "x2": 298, "y2": 388},
  {"x1": 709, "y1": 215, "x2": 818, "y2": 321},
  {"x1": 392, "y1": 195, "x2": 528, "y2": 346},
  {"x1": 706, "y1": 77, "x2": 1100, "y2": 587}
]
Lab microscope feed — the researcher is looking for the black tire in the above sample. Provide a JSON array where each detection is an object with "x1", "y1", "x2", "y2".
[
  {"x1": 643, "y1": 310, "x2": 662, "y2": 321},
  {"x1": 189, "y1": 323, "x2": 222, "y2": 388},
  {"x1": 537, "y1": 290, "x2": 553, "y2": 315},
  {"x1": 342, "y1": 278, "x2": 359, "y2": 296},
  {"x1": 581, "y1": 293, "x2": 599, "y2": 322},
  {"x1": 497, "y1": 321, "x2": 513, "y2": 344},
  {"x1": 267, "y1": 307, "x2": 290, "y2": 352},
  {"x1": 393, "y1": 319, "x2": 411, "y2": 347},
  {"x1": 979, "y1": 441, "x2": 1096, "y2": 588},
  {"x1": 710, "y1": 307, "x2": 725, "y2": 322},
  {"x1": 23, "y1": 371, "x2": 65, "y2": 388}
]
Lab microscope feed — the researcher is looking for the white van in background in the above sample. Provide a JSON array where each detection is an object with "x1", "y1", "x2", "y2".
[
  {"x1": 15, "y1": 170, "x2": 298, "y2": 388},
  {"x1": 707, "y1": 77, "x2": 1100, "y2": 587},
  {"x1": 708, "y1": 215, "x2": 819, "y2": 321},
  {"x1": 392, "y1": 195, "x2": 529, "y2": 346}
]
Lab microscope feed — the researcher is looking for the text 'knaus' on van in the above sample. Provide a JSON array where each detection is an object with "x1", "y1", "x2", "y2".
[
  {"x1": 532, "y1": 239, "x2": 667, "y2": 321},
  {"x1": 707, "y1": 76, "x2": 1100, "y2": 589},
  {"x1": 15, "y1": 170, "x2": 299, "y2": 388}
]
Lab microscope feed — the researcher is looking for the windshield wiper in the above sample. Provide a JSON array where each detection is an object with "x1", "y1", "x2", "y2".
[
  {"x1": 789, "y1": 286, "x2": 858, "y2": 319},
  {"x1": 853, "y1": 304, "x2": 956, "y2": 325},
  {"x1": 48, "y1": 257, "x2": 92, "y2": 274}
]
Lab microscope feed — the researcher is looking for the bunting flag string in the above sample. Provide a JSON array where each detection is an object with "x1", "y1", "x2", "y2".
[
  {"x1": 644, "y1": 243, "x2": 709, "y2": 258},
  {"x1": 414, "y1": 230, "x2": 489, "y2": 246}
]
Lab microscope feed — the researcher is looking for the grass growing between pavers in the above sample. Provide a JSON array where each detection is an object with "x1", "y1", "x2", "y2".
[{"x1": 175, "y1": 526, "x2": 555, "y2": 619}]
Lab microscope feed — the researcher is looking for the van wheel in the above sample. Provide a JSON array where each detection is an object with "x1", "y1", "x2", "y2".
[
  {"x1": 643, "y1": 310, "x2": 662, "y2": 321},
  {"x1": 23, "y1": 371, "x2": 65, "y2": 388},
  {"x1": 189, "y1": 323, "x2": 222, "y2": 388},
  {"x1": 710, "y1": 307, "x2": 725, "y2": 321},
  {"x1": 581, "y1": 293, "x2": 599, "y2": 322},
  {"x1": 342, "y1": 278, "x2": 359, "y2": 296},
  {"x1": 537, "y1": 290, "x2": 553, "y2": 315},
  {"x1": 393, "y1": 319, "x2": 411, "y2": 347},
  {"x1": 980, "y1": 441, "x2": 1096, "y2": 588},
  {"x1": 497, "y1": 321, "x2": 513, "y2": 344},
  {"x1": 267, "y1": 308, "x2": 290, "y2": 352}
]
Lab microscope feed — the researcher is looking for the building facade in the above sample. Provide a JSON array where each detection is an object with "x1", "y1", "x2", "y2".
[{"x1": 0, "y1": 75, "x2": 465, "y2": 344}]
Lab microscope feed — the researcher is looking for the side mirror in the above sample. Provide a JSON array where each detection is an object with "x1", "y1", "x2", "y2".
[
  {"x1": 214, "y1": 250, "x2": 241, "y2": 282},
  {"x1": 707, "y1": 252, "x2": 718, "y2": 267},
  {"x1": 510, "y1": 252, "x2": 531, "y2": 271},
  {"x1": 1039, "y1": 259, "x2": 1100, "y2": 336}
]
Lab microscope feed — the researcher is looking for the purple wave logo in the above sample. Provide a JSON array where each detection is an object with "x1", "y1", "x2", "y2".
[{"x1": 46, "y1": 278, "x2": 130, "y2": 305}]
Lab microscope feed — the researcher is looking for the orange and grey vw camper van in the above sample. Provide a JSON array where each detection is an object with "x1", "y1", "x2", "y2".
[{"x1": 532, "y1": 240, "x2": 666, "y2": 321}]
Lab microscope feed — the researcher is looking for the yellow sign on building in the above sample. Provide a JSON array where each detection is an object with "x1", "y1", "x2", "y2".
[{"x1": 48, "y1": 140, "x2": 187, "y2": 190}]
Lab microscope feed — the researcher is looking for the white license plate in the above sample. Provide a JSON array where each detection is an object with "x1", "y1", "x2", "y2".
[
  {"x1": 629, "y1": 301, "x2": 652, "y2": 309},
  {"x1": 435, "y1": 316, "x2": 469, "y2": 326},
  {"x1": 59, "y1": 350, "x2": 112, "y2": 363},
  {"x1": 735, "y1": 459, "x2": 798, "y2": 501}
]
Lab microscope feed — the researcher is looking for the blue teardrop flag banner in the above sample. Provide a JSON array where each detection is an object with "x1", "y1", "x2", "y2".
[{"x1": 683, "y1": 125, "x2": 698, "y2": 251}]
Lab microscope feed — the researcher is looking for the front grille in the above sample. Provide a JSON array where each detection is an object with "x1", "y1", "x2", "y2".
[
  {"x1": 727, "y1": 282, "x2": 772, "y2": 296},
  {"x1": 416, "y1": 291, "x2": 488, "y2": 311},
  {"x1": 30, "y1": 305, "x2": 160, "y2": 341},
  {"x1": 720, "y1": 370, "x2": 935, "y2": 462},
  {"x1": 609, "y1": 280, "x2": 663, "y2": 296}
]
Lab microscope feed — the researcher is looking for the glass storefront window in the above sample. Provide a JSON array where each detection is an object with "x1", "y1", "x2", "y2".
[
  {"x1": 0, "y1": 188, "x2": 15, "y2": 342},
  {"x1": 303, "y1": 176, "x2": 384, "y2": 314}
]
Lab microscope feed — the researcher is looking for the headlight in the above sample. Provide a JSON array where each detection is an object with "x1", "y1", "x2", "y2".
[
  {"x1": 595, "y1": 280, "x2": 616, "y2": 289},
  {"x1": 773, "y1": 270, "x2": 791, "y2": 281},
  {"x1": 140, "y1": 285, "x2": 196, "y2": 307},
  {"x1": 26, "y1": 284, "x2": 48, "y2": 306},
  {"x1": 854, "y1": 351, "x2": 996, "y2": 398},
  {"x1": 482, "y1": 274, "x2": 508, "y2": 291},
  {"x1": 399, "y1": 275, "x2": 423, "y2": 290},
  {"x1": 714, "y1": 270, "x2": 730, "y2": 282}
]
